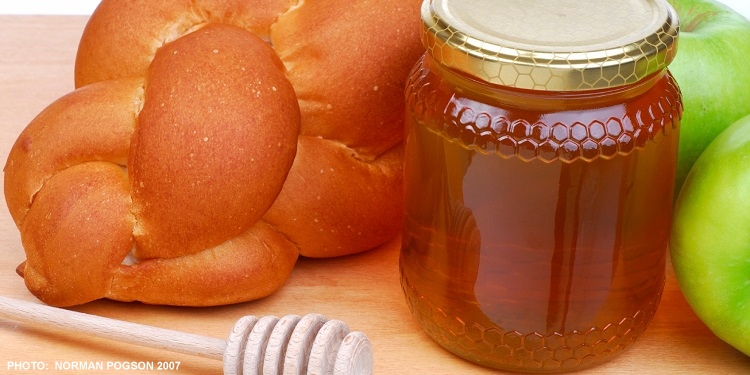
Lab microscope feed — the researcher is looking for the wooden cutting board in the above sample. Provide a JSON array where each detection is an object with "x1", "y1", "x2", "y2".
[{"x1": 0, "y1": 15, "x2": 748, "y2": 374}]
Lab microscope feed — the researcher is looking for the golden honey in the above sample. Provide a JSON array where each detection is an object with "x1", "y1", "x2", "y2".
[{"x1": 400, "y1": 0, "x2": 682, "y2": 372}]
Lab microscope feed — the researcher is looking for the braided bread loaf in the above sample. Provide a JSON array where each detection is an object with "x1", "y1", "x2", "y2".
[{"x1": 4, "y1": 0, "x2": 423, "y2": 307}]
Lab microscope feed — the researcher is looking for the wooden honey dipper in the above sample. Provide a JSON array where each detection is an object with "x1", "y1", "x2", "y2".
[{"x1": 0, "y1": 296, "x2": 373, "y2": 375}]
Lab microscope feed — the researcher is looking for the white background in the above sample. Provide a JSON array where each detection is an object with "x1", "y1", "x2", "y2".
[{"x1": 0, "y1": 0, "x2": 748, "y2": 19}]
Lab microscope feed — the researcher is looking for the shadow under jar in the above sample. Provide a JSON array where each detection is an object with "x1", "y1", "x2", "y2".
[{"x1": 400, "y1": 0, "x2": 682, "y2": 372}]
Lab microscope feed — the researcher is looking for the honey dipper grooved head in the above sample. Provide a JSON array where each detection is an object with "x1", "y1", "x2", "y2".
[{"x1": 223, "y1": 313, "x2": 372, "y2": 375}]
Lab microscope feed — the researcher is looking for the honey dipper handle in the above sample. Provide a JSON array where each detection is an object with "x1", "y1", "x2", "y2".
[{"x1": 0, "y1": 295, "x2": 226, "y2": 360}]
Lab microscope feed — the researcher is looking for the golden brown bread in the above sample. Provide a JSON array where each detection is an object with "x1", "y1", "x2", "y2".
[{"x1": 4, "y1": 0, "x2": 423, "y2": 306}]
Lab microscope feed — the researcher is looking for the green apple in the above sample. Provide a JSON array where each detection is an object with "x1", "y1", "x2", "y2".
[
  {"x1": 671, "y1": 113, "x2": 750, "y2": 356},
  {"x1": 667, "y1": 0, "x2": 750, "y2": 191}
]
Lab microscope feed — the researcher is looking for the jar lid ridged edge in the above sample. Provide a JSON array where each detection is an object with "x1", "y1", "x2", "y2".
[{"x1": 422, "y1": 0, "x2": 680, "y2": 91}]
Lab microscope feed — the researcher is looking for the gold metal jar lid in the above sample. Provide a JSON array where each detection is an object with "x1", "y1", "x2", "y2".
[{"x1": 422, "y1": 0, "x2": 680, "y2": 91}]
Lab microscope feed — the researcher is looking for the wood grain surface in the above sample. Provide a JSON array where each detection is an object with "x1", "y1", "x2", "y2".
[{"x1": 0, "y1": 15, "x2": 749, "y2": 374}]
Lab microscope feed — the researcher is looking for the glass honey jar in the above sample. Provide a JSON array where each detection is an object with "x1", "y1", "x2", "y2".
[{"x1": 400, "y1": 0, "x2": 682, "y2": 372}]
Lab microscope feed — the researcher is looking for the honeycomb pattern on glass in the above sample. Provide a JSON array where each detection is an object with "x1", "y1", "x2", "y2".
[
  {"x1": 405, "y1": 64, "x2": 682, "y2": 163},
  {"x1": 421, "y1": 1, "x2": 679, "y2": 91},
  {"x1": 401, "y1": 273, "x2": 663, "y2": 372}
]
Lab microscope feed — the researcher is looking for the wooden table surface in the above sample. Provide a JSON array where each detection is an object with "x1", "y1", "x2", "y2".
[{"x1": 0, "y1": 15, "x2": 749, "y2": 375}]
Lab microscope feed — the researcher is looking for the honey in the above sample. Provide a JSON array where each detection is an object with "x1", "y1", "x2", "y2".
[{"x1": 400, "y1": 0, "x2": 682, "y2": 372}]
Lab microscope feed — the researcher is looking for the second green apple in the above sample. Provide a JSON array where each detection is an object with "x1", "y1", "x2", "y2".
[{"x1": 670, "y1": 114, "x2": 750, "y2": 357}]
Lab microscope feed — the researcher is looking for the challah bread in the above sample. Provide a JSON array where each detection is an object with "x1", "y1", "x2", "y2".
[{"x1": 4, "y1": 0, "x2": 423, "y2": 307}]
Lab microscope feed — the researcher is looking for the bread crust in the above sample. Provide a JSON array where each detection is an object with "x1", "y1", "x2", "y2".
[
  {"x1": 130, "y1": 23, "x2": 300, "y2": 259},
  {"x1": 5, "y1": 0, "x2": 424, "y2": 306}
]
